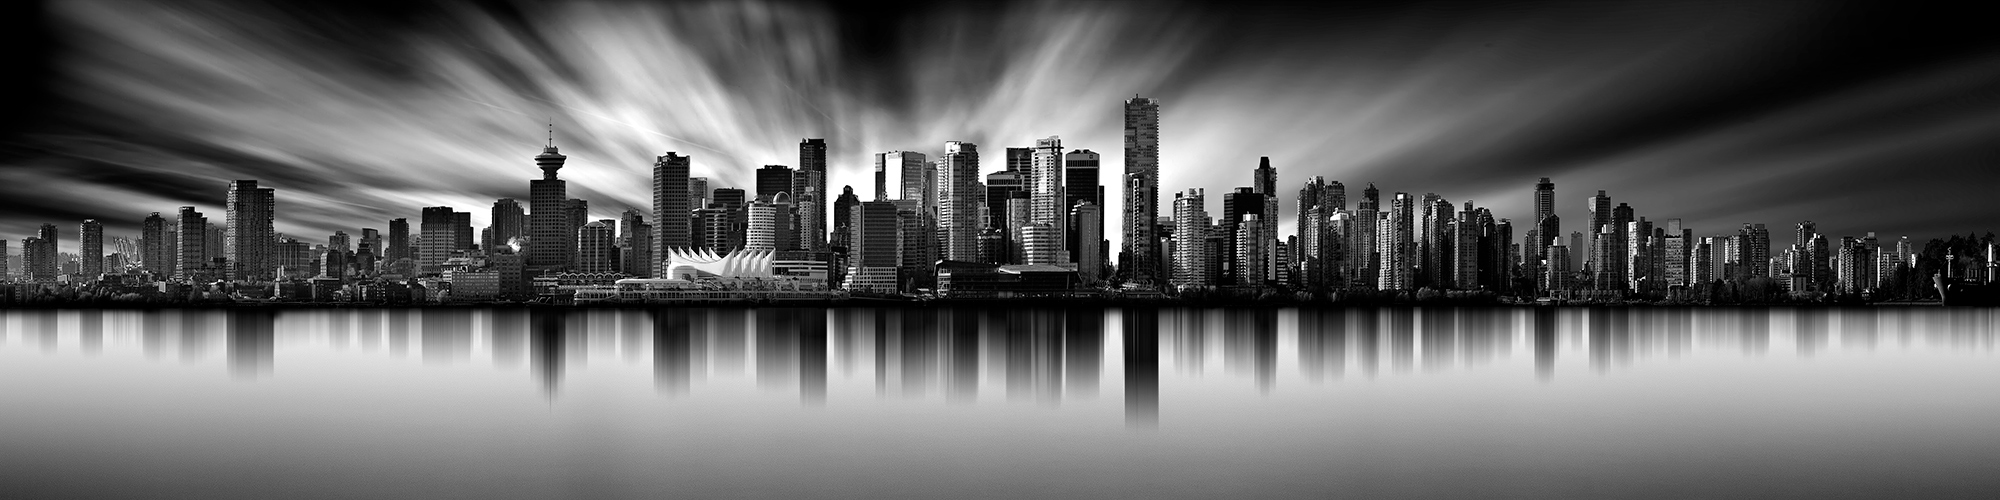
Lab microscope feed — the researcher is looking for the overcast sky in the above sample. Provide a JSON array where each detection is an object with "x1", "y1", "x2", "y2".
[{"x1": 3, "y1": 0, "x2": 1996, "y2": 254}]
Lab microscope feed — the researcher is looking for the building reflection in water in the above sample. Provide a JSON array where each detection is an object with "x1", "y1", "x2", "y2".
[{"x1": 5, "y1": 307, "x2": 1999, "y2": 420}]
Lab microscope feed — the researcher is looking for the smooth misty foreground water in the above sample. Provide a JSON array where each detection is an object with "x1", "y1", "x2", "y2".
[{"x1": 3, "y1": 307, "x2": 1999, "y2": 499}]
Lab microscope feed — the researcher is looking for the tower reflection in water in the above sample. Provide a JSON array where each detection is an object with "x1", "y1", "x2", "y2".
[{"x1": 3, "y1": 307, "x2": 1997, "y2": 421}]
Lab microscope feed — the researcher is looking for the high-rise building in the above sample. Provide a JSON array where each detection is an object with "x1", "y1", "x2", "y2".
[
  {"x1": 652, "y1": 152, "x2": 692, "y2": 276},
  {"x1": 27, "y1": 224, "x2": 58, "y2": 282},
  {"x1": 564, "y1": 199, "x2": 588, "y2": 249},
  {"x1": 1350, "y1": 184, "x2": 1381, "y2": 289},
  {"x1": 224, "y1": 180, "x2": 276, "y2": 281},
  {"x1": 874, "y1": 151, "x2": 925, "y2": 202},
  {"x1": 619, "y1": 210, "x2": 652, "y2": 278},
  {"x1": 756, "y1": 164, "x2": 793, "y2": 199},
  {"x1": 1005, "y1": 147, "x2": 1032, "y2": 173},
  {"x1": 1171, "y1": 188, "x2": 1209, "y2": 290},
  {"x1": 798, "y1": 139, "x2": 828, "y2": 252},
  {"x1": 490, "y1": 198, "x2": 526, "y2": 253},
  {"x1": 176, "y1": 207, "x2": 206, "y2": 281},
  {"x1": 1544, "y1": 243, "x2": 1573, "y2": 294},
  {"x1": 843, "y1": 200, "x2": 902, "y2": 292},
  {"x1": 746, "y1": 196, "x2": 782, "y2": 251},
  {"x1": 1609, "y1": 203, "x2": 1634, "y2": 289},
  {"x1": 1419, "y1": 194, "x2": 1452, "y2": 289},
  {"x1": 80, "y1": 219, "x2": 104, "y2": 278},
  {"x1": 984, "y1": 170, "x2": 1026, "y2": 257},
  {"x1": 940, "y1": 141, "x2": 982, "y2": 261},
  {"x1": 1065, "y1": 149, "x2": 1102, "y2": 270},
  {"x1": 1026, "y1": 137, "x2": 1066, "y2": 261},
  {"x1": 1378, "y1": 192, "x2": 1414, "y2": 290},
  {"x1": 1235, "y1": 214, "x2": 1268, "y2": 287},
  {"x1": 1070, "y1": 202, "x2": 1104, "y2": 282},
  {"x1": 793, "y1": 169, "x2": 825, "y2": 251},
  {"x1": 329, "y1": 231, "x2": 351, "y2": 253},
  {"x1": 141, "y1": 212, "x2": 172, "y2": 278},
  {"x1": 1221, "y1": 187, "x2": 1265, "y2": 285},
  {"x1": 1453, "y1": 202, "x2": 1481, "y2": 289},
  {"x1": 1121, "y1": 96, "x2": 1161, "y2": 284},
  {"x1": 1586, "y1": 190, "x2": 1611, "y2": 271},
  {"x1": 1532, "y1": 177, "x2": 1557, "y2": 260},
  {"x1": 1662, "y1": 219, "x2": 1691, "y2": 287},
  {"x1": 530, "y1": 135, "x2": 571, "y2": 270},
  {"x1": 1020, "y1": 223, "x2": 1063, "y2": 266},
  {"x1": 0, "y1": 239, "x2": 9, "y2": 280},
  {"x1": 388, "y1": 218, "x2": 409, "y2": 262},
  {"x1": 1693, "y1": 237, "x2": 1716, "y2": 284},
  {"x1": 1252, "y1": 157, "x2": 1280, "y2": 282},
  {"x1": 892, "y1": 199, "x2": 937, "y2": 287},
  {"x1": 875, "y1": 151, "x2": 931, "y2": 207},
  {"x1": 360, "y1": 228, "x2": 381, "y2": 257},
  {"x1": 1296, "y1": 176, "x2": 1344, "y2": 289},
  {"x1": 832, "y1": 185, "x2": 860, "y2": 250},
  {"x1": 419, "y1": 207, "x2": 457, "y2": 274},
  {"x1": 1592, "y1": 224, "x2": 1620, "y2": 290},
  {"x1": 689, "y1": 177, "x2": 711, "y2": 209},
  {"x1": 1626, "y1": 218, "x2": 1653, "y2": 293},
  {"x1": 1740, "y1": 223, "x2": 1770, "y2": 280},
  {"x1": 578, "y1": 220, "x2": 617, "y2": 273}
]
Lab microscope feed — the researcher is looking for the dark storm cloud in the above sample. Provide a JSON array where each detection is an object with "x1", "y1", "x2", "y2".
[{"x1": 2, "y1": 0, "x2": 1994, "y2": 252}]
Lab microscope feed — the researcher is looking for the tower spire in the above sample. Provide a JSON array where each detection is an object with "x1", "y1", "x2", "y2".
[{"x1": 548, "y1": 118, "x2": 554, "y2": 147}]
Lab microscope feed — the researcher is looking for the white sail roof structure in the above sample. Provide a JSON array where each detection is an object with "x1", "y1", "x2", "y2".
[{"x1": 661, "y1": 248, "x2": 775, "y2": 281}]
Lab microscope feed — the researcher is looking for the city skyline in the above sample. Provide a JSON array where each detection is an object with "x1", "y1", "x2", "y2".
[{"x1": 4, "y1": 0, "x2": 1997, "y2": 256}]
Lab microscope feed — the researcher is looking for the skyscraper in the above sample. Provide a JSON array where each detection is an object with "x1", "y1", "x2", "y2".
[
  {"x1": 1379, "y1": 192, "x2": 1413, "y2": 290},
  {"x1": 1453, "y1": 202, "x2": 1481, "y2": 289},
  {"x1": 1005, "y1": 147, "x2": 1033, "y2": 173},
  {"x1": 329, "y1": 231, "x2": 350, "y2": 253},
  {"x1": 388, "y1": 218, "x2": 409, "y2": 263},
  {"x1": 1064, "y1": 149, "x2": 1103, "y2": 271},
  {"x1": 420, "y1": 206, "x2": 457, "y2": 273},
  {"x1": 798, "y1": 139, "x2": 828, "y2": 252},
  {"x1": 577, "y1": 220, "x2": 617, "y2": 273},
  {"x1": 530, "y1": 133, "x2": 571, "y2": 271},
  {"x1": 223, "y1": 180, "x2": 276, "y2": 281},
  {"x1": 1252, "y1": 157, "x2": 1279, "y2": 282},
  {"x1": 1532, "y1": 178, "x2": 1557, "y2": 259},
  {"x1": 1235, "y1": 214, "x2": 1267, "y2": 288},
  {"x1": 619, "y1": 210, "x2": 653, "y2": 278},
  {"x1": 746, "y1": 196, "x2": 781, "y2": 251},
  {"x1": 1740, "y1": 223, "x2": 1771, "y2": 280},
  {"x1": 756, "y1": 164, "x2": 793, "y2": 200},
  {"x1": 652, "y1": 152, "x2": 692, "y2": 277},
  {"x1": 832, "y1": 185, "x2": 860, "y2": 250},
  {"x1": 1351, "y1": 184, "x2": 1381, "y2": 289},
  {"x1": 80, "y1": 219, "x2": 103, "y2": 278},
  {"x1": 141, "y1": 212, "x2": 171, "y2": 278},
  {"x1": 490, "y1": 198, "x2": 526, "y2": 252},
  {"x1": 873, "y1": 151, "x2": 929, "y2": 204},
  {"x1": 843, "y1": 200, "x2": 902, "y2": 292},
  {"x1": 176, "y1": 207, "x2": 205, "y2": 281},
  {"x1": 1296, "y1": 177, "x2": 1344, "y2": 289},
  {"x1": 984, "y1": 170, "x2": 1026, "y2": 257},
  {"x1": 1122, "y1": 96, "x2": 1161, "y2": 284},
  {"x1": 28, "y1": 224, "x2": 57, "y2": 282},
  {"x1": 1586, "y1": 190, "x2": 1611, "y2": 271},
  {"x1": 934, "y1": 141, "x2": 983, "y2": 262},
  {"x1": 1027, "y1": 137, "x2": 1066, "y2": 261},
  {"x1": 1070, "y1": 202, "x2": 1104, "y2": 282},
  {"x1": 565, "y1": 199, "x2": 588, "y2": 247},
  {"x1": 1221, "y1": 187, "x2": 1265, "y2": 285},
  {"x1": 1171, "y1": 188, "x2": 1210, "y2": 290},
  {"x1": 1663, "y1": 219, "x2": 1691, "y2": 287}
]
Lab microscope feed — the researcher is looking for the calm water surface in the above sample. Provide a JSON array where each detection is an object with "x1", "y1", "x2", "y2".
[{"x1": 3, "y1": 307, "x2": 1999, "y2": 498}]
